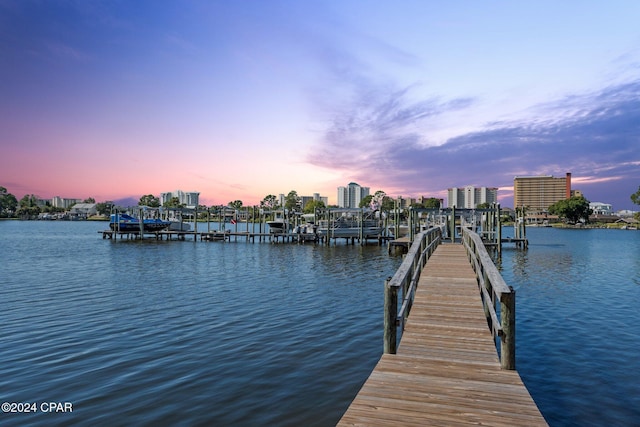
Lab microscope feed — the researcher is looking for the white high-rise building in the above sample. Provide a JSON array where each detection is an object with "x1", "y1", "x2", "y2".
[
  {"x1": 160, "y1": 190, "x2": 200, "y2": 209},
  {"x1": 337, "y1": 182, "x2": 370, "y2": 208},
  {"x1": 447, "y1": 186, "x2": 498, "y2": 208},
  {"x1": 51, "y1": 196, "x2": 81, "y2": 209}
]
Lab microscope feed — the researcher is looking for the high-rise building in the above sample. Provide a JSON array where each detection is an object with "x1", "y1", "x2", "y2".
[
  {"x1": 51, "y1": 196, "x2": 82, "y2": 209},
  {"x1": 337, "y1": 182, "x2": 370, "y2": 208},
  {"x1": 300, "y1": 193, "x2": 329, "y2": 210},
  {"x1": 160, "y1": 190, "x2": 200, "y2": 209},
  {"x1": 447, "y1": 186, "x2": 498, "y2": 208},
  {"x1": 513, "y1": 173, "x2": 571, "y2": 213}
]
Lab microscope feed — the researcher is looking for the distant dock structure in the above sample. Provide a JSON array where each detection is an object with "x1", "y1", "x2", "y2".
[
  {"x1": 100, "y1": 204, "x2": 527, "y2": 251},
  {"x1": 387, "y1": 204, "x2": 528, "y2": 254}
]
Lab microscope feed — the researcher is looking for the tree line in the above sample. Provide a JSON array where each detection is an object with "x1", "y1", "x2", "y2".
[
  {"x1": 0, "y1": 187, "x2": 105, "y2": 219},
  {"x1": 0, "y1": 187, "x2": 443, "y2": 219},
  {"x1": 4, "y1": 185, "x2": 639, "y2": 221},
  {"x1": 139, "y1": 190, "x2": 441, "y2": 214}
]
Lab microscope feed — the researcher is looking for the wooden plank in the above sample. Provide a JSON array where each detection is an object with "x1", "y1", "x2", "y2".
[{"x1": 338, "y1": 243, "x2": 547, "y2": 426}]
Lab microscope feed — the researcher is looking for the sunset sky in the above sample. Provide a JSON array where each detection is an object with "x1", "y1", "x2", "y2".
[{"x1": 1, "y1": 1, "x2": 639, "y2": 210}]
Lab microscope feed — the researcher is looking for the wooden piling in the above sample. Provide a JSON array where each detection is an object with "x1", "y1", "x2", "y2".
[
  {"x1": 383, "y1": 277, "x2": 397, "y2": 354},
  {"x1": 500, "y1": 286, "x2": 516, "y2": 370}
]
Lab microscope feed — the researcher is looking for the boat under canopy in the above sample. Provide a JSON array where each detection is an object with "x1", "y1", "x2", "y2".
[{"x1": 109, "y1": 213, "x2": 171, "y2": 232}]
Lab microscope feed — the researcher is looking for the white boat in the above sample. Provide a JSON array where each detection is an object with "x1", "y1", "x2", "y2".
[
  {"x1": 169, "y1": 221, "x2": 191, "y2": 231},
  {"x1": 165, "y1": 209, "x2": 192, "y2": 231},
  {"x1": 316, "y1": 210, "x2": 383, "y2": 238},
  {"x1": 292, "y1": 224, "x2": 317, "y2": 242},
  {"x1": 202, "y1": 230, "x2": 229, "y2": 241},
  {"x1": 267, "y1": 211, "x2": 291, "y2": 234},
  {"x1": 109, "y1": 213, "x2": 171, "y2": 232}
]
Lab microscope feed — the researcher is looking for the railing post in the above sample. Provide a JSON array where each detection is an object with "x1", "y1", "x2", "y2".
[
  {"x1": 482, "y1": 265, "x2": 491, "y2": 321},
  {"x1": 500, "y1": 287, "x2": 516, "y2": 369},
  {"x1": 384, "y1": 277, "x2": 398, "y2": 354},
  {"x1": 450, "y1": 206, "x2": 456, "y2": 242},
  {"x1": 497, "y1": 203, "x2": 502, "y2": 254}
]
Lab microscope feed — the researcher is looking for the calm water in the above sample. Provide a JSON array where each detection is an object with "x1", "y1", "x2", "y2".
[
  {"x1": 1, "y1": 222, "x2": 639, "y2": 426},
  {"x1": 497, "y1": 226, "x2": 640, "y2": 427}
]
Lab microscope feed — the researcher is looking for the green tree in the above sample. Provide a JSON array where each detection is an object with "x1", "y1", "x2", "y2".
[
  {"x1": 138, "y1": 194, "x2": 160, "y2": 207},
  {"x1": 228, "y1": 200, "x2": 243, "y2": 210},
  {"x1": 284, "y1": 190, "x2": 300, "y2": 212},
  {"x1": 43, "y1": 205, "x2": 65, "y2": 214},
  {"x1": 382, "y1": 198, "x2": 395, "y2": 211},
  {"x1": 476, "y1": 202, "x2": 492, "y2": 209},
  {"x1": 548, "y1": 196, "x2": 593, "y2": 224},
  {"x1": 260, "y1": 194, "x2": 279, "y2": 210},
  {"x1": 303, "y1": 199, "x2": 326, "y2": 214},
  {"x1": 195, "y1": 204, "x2": 210, "y2": 220},
  {"x1": 16, "y1": 194, "x2": 41, "y2": 219},
  {"x1": 631, "y1": 186, "x2": 640, "y2": 221},
  {"x1": 164, "y1": 197, "x2": 185, "y2": 208},
  {"x1": 369, "y1": 190, "x2": 392, "y2": 210},
  {"x1": 359, "y1": 195, "x2": 374, "y2": 208},
  {"x1": 83, "y1": 197, "x2": 96, "y2": 203},
  {"x1": 423, "y1": 198, "x2": 441, "y2": 209},
  {"x1": 95, "y1": 201, "x2": 113, "y2": 216},
  {"x1": 0, "y1": 186, "x2": 18, "y2": 217},
  {"x1": 19, "y1": 194, "x2": 38, "y2": 207},
  {"x1": 631, "y1": 186, "x2": 640, "y2": 206}
]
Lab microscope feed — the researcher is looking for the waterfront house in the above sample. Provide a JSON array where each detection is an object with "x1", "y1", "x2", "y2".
[{"x1": 70, "y1": 203, "x2": 97, "y2": 219}]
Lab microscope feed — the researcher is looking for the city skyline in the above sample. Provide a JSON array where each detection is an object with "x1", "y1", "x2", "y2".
[{"x1": 1, "y1": 1, "x2": 639, "y2": 210}]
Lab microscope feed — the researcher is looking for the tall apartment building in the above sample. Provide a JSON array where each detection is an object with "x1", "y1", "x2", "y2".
[
  {"x1": 395, "y1": 196, "x2": 413, "y2": 209},
  {"x1": 160, "y1": 190, "x2": 200, "y2": 209},
  {"x1": 513, "y1": 173, "x2": 571, "y2": 213},
  {"x1": 51, "y1": 196, "x2": 82, "y2": 209},
  {"x1": 337, "y1": 182, "x2": 370, "y2": 208},
  {"x1": 300, "y1": 193, "x2": 329, "y2": 210},
  {"x1": 447, "y1": 186, "x2": 498, "y2": 208}
]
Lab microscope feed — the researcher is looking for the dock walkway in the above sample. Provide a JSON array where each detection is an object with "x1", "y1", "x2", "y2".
[{"x1": 338, "y1": 244, "x2": 547, "y2": 426}]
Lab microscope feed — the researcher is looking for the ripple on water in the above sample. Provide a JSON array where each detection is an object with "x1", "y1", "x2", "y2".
[
  {"x1": 4, "y1": 223, "x2": 638, "y2": 426},
  {"x1": 504, "y1": 228, "x2": 640, "y2": 426},
  {"x1": 1, "y1": 222, "x2": 397, "y2": 426}
]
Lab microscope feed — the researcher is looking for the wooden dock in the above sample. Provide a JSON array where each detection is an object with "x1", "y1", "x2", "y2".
[
  {"x1": 387, "y1": 236, "x2": 411, "y2": 255},
  {"x1": 100, "y1": 229, "x2": 261, "y2": 241},
  {"x1": 338, "y1": 244, "x2": 547, "y2": 426},
  {"x1": 100, "y1": 229, "x2": 387, "y2": 245}
]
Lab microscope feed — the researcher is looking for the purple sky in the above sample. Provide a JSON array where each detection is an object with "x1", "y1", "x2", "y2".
[{"x1": 1, "y1": 1, "x2": 639, "y2": 210}]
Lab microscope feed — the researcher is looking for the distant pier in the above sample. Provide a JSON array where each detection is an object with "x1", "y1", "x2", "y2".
[{"x1": 101, "y1": 204, "x2": 528, "y2": 250}]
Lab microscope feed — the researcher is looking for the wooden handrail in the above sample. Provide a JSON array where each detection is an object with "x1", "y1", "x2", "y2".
[
  {"x1": 384, "y1": 226, "x2": 444, "y2": 354},
  {"x1": 461, "y1": 227, "x2": 516, "y2": 370}
]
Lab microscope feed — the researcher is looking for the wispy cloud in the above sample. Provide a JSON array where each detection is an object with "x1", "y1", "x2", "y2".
[
  {"x1": 308, "y1": 83, "x2": 474, "y2": 169},
  {"x1": 309, "y1": 78, "x2": 640, "y2": 209},
  {"x1": 43, "y1": 41, "x2": 90, "y2": 62}
]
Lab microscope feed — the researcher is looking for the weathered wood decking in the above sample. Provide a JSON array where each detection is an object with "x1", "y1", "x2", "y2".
[{"x1": 338, "y1": 243, "x2": 547, "y2": 426}]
